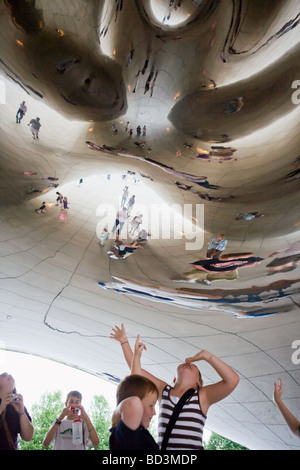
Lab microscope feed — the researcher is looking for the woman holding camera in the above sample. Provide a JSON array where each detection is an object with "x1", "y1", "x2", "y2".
[{"x1": 0, "y1": 372, "x2": 33, "y2": 450}]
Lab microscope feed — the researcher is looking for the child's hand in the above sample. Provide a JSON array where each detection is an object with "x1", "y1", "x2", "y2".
[
  {"x1": 134, "y1": 334, "x2": 146, "y2": 358},
  {"x1": 185, "y1": 350, "x2": 211, "y2": 363},
  {"x1": 274, "y1": 378, "x2": 283, "y2": 404},
  {"x1": 110, "y1": 323, "x2": 127, "y2": 343},
  {"x1": 9, "y1": 393, "x2": 25, "y2": 415}
]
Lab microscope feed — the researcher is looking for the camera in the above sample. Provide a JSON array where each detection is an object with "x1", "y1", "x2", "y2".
[
  {"x1": 10, "y1": 394, "x2": 18, "y2": 402},
  {"x1": 71, "y1": 406, "x2": 80, "y2": 414}
]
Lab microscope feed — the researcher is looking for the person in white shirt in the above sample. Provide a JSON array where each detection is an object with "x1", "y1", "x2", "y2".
[
  {"x1": 16, "y1": 101, "x2": 27, "y2": 123},
  {"x1": 43, "y1": 390, "x2": 99, "y2": 450}
]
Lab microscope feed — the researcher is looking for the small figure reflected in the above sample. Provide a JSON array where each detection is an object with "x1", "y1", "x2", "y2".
[{"x1": 16, "y1": 101, "x2": 27, "y2": 123}]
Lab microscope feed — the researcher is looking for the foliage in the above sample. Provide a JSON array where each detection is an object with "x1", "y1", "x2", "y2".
[
  {"x1": 19, "y1": 391, "x2": 113, "y2": 450},
  {"x1": 88, "y1": 394, "x2": 112, "y2": 450},
  {"x1": 204, "y1": 431, "x2": 249, "y2": 450},
  {"x1": 19, "y1": 390, "x2": 63, "y2": 450}
]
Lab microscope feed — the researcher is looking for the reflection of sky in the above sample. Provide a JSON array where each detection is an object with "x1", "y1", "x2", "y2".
[
  {"x1": 1, "y1": 351, "x2": 118, "y2": 412},
  {"x1": 149, "y1": 0, "x2": 200, "y2": 27}
]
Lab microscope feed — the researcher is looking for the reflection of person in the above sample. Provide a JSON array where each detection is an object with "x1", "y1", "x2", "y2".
[
  {"x1": 56, "y1": 58, "x2": 80, "y2": 74},
  {"x1": 111, "y1": 324, "x2": 239, "y2": 450},
  {"x1": 268, "y1": 241, "x2": 300, "y2": 259},
  {"x1": 0, "y1": 372, "x2": 34, "y2": 450},
  {"x1": 273, "y1": 378, "x2": 300, "y2": 438},
  {"x1": 35, "y1": 201, "x2": 46, "y2": 213},
  {"x1": 28, "y1": 117, "x2": 41, "y2": 139},
  {"x1": 207, "y1": 234, "x2": 227, "y2": 258},
  {"x1": 99, "y1": 228, "x2": 109, "y2": 246},
  {"x1": 191, "y1": 254, "x2": 263, "y2": 273},
  {"x1": 174, "y1": 270, "x2": 238, "y2": 285},
  {"x1": 129, "y1": 214, "x2": 143, "y2": 234},
  {"x1": 127, "y1": 195, "x2": 135, "y2": 213},
  {"x1": 121, "y1": 186, "x2": 129, "y2": 207},
  {"x1": 63, "y1": 197, "x2": 69, "y2": 211},
  {"x1": 224, "y1": 97, "x2": 244, "y2": 113},
  {"x1": 109, "y1": 338, "x2": 159, "y2": 451},
  {"x1": 137, "y1": 229, "x2": 151, "y2": 243},
  {"x1": 43, "y1": 390, "x2": 99, "y2": 450},
  {"x1": 111, "y1": 208, "x2": 128, "y2": 235},
  {"x1": 108, "y1": 240, "x2": 143, "y2": 259},
  {"x1": 235, "y1": 212, "x2": 264, "y2": 220},
  {"x1": 266, "y1": 254, "x2": 300, "y2": 273},
  {"x1": 16, "y1": 101, "x2": 27, "y2": 123},
  {"x1": 56, "y1": 192, "x2": 63, "y2": 206}
]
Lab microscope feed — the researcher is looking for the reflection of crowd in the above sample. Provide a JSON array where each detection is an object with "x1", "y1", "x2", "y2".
[
  {"x1": 100, "y1": 186, "x2": 151, "y2": 260},
  {"x1": 175, "y1": 233, "x2": 266, "y2": 285}
]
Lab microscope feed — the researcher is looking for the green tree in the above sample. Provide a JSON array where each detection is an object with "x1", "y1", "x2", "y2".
[
  {"x1": 19, "y1": 390, "x2": 63, "y2": 450},
  {"x1": 89, "y1": 394, "x2": 112, "y2": 450},
  {"x1": 204, "y1": 431, "x2": 248, "y2": 450}
]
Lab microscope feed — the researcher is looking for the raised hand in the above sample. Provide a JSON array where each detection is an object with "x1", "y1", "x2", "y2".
[{"x1": 110, "y1": 323, "x2": 127, "y2": 343}]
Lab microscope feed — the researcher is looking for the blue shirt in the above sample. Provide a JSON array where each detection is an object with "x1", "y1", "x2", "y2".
[{"x1": 208, "y1": 238, "x2": 227, "y2": 251}]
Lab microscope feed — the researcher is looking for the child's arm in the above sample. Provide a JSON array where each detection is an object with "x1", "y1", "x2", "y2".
[
  {"x1": 43, "y1": 407, "x2": 68, "y2": 447},
  {"x1": 274, "y1": 378, "x2": 300, "y2": 436},
  {"x1": 80, "y1": 406, "x2": 100, "y2": 447},
  {"x1": 111, "y1": 324, "x2": 167, "y2": 398},
  {"x1": 186, "y1": 350, "x2": 239, "y2": 415},
  {"x1": 10, "y1": 394, "x2": 34, "y2": 442},
  {"x1": 113, "y1": 397, "x2": 144, "y2": 430},
  {"x1": 110, "y1": 323, "x2": 133, "y2": 369},
  {"x1": 131, "y1": 335, "x2": 146, "y2": 375}
]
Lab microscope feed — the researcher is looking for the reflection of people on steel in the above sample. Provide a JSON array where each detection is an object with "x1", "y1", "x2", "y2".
[
  {"x1": 274, "y1": 378, "x2": 300, "y2": 438},
  {"x1": 111, "y1": 208, "x2": 128, "y2": 235},
  {"x1": 235, "y1": 212, "x2": 265, "y2": 220},
  {"x1": 121, "y1": 186, "x2": 129, "y2": 208},
  {"x1": 137, "y1": 229, "x2": 151, "y2": 243},
  {"x1": 179, "y1": 253, "x2": 264, "y2": 283},
  {"x1": 224, "y1": 97, "x2": 244, "y2": 114},
  {"x1": 42, "y1": 177, "x2": 59, "y2": 182},
  {"x1": 107, "y1": 240, "x2": 143, "y2": 259},
  {"x1": 34, "y1": 202, "x2": 46, "y2": 213},
  {"x1": 268, "y1": 241, "x2": 300, "y2": 259},
  {"x1": 266, "y1": 253, "x2": 300, "y2": 273},
  {"x1": 191, "y1": 254, "x2": 263, "y2": 273},
  {"x1": 267, "y1": 241, "x2": 300, "y2": 272},
  {"x1": 86, "y1": 141, "x2": 210, "y2": 185},
  {"x1": 56, "y1": 192, "x2": 63, "y2": 206},
  {"x1": 63, "y1": 197, "x2": 69, "y2": 211},
  {"x1": 174, "y1": 270, "x2": 238, "y2": 285},
  {"x1": 127, "y1": 195, "x2": 135, "y2": 214},
  {"x1": 28, "y1": 117, "x2": 41, "y2": 139},
  {"x1": 56, "y1": 58, "x2": 80, "y2": 74},
  {"x1": 129, "y1": 214, "x2": 143, "y2": 234},
  {"x1": 99, "y1": 228, "x2": 109, "y2": 246},
  {"x1": 27, "y1": 188, "x2": 42, "y2": 194},
  {"x1": 16, "y1": 101, "x2": 27, "y2": 123},
  {"x1": 59, "y1": 210, "x2": 67, "y2": 222},
  {"x1": 207, "y1": 234, "x2": 227, "y2": 259},
  {"x1": 197, "y1": 146, "x2": 237, "y2": 162}
]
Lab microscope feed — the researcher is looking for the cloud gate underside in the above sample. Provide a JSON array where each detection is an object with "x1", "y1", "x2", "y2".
[{"x1": 0, "y1": 0, "x2": 300, "y2": 450}]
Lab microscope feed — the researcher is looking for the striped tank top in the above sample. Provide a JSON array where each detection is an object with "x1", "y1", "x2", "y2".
[{"x1": 158, "y1": 385, "x2": 206, "y2": 450}]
